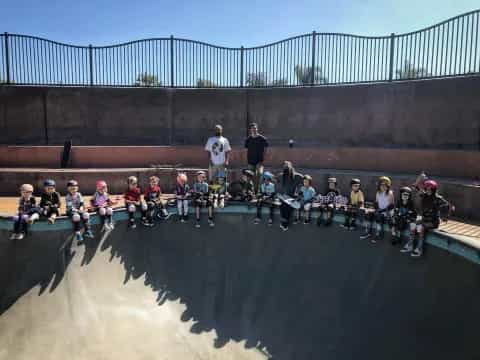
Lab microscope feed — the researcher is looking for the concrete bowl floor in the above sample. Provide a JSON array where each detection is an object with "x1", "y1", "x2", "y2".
[{"x1": 0, "y1": 214, "x2": 479, "y2": 360}]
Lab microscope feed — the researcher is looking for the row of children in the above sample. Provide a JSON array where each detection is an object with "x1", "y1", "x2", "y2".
[{"x1": 9, "y1": 169, "x2": 452, "y2": 258}]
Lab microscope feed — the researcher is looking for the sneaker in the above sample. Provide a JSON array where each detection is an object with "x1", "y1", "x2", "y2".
[
  {"x1": 195, "y1": 222, "x2": 201, "y2": 228},
  {"x1": 17, "y1": 232, "x2": 25, "y2": 240},
  {"x1": 9, "y1": 233, "x2": 18, "y2": 240},
  {"x1": 208, "y1": 219, "x2": 215, "y2": 228},
  {"x1": 84, "y1": 229, "x2": 94, "y2": 239},
  {"x1": 303, "y1": 219, "x2": 311, "y2": 225},
  {"x1": 400, "y1": 244, "x2": 414, "y2": 253},
  {"x1": 148, "y1": 221, "x2": 155, "y2": 227},
  {"x1": 348, "y1": 225, "x2": 357, "y2": 231},
  {"x1": 48, "y1": 217, "x2": 55, "y2": 224},
  {"x1": 360, "y1": 232, "x2": 371, "y2": 240},
  {"x1": 180, "y1": 216, "x2": 186, "y2": 223},
  {"x1": 254, "y1": 217, "x2": 261, "y2": 224},
  {"x1": 280, "y1": 224, "x2": 289, "y2": 231},
  {"x1": 268, "y1": 218, "x2": 273, "y2": 226},
  {"x1": 411, "y1": 248, "x2": 423, "y2": 258},
  {"x1": 293, "y1": 219, "x2": 300, "y2": 225},
  {"x1": 162, "y1": 212, "x2": 171, "y2": 220},
  {"x1": 76, "y1": 232, "x2": 84, "y2": 245},
  {"x1": 129, "y1": 222, "x2": 137, "y2": 229},
  {"x1": 370, "y1": 233, "x2": 381, "y2": 243},
  {"x1": 142, "y1": 219, "x2": 150, "y2": 227},
  {"x1": 340, "y1": 223, "x2": 348, "y2": 229}
]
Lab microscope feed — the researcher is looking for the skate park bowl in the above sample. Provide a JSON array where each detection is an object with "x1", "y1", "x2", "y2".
[
  {"x1": 1, "y1": 74, "x2": 480, "y2": 359},
  {"x1": 0, "y1": 206, "x2": 479, "y2": 360}
]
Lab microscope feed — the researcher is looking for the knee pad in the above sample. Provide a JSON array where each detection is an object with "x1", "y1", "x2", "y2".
[
  {"x1": 99, "y1": 207, "x2": 106, "y2": 216},
  {"x1": 106, "y1": 207, "x2": 113, "y2": 216},
  {"x1": 409, "y1": 222, "x2": 416, "y2": 232},
  {"x1": 21, "y1": 214, "x2": 30, "y2": 221},
  {"x1": 416, "y1": 224, "x2": 424, "y2": 234},
  {"x1": 30, "y1": 213, "x2": 39, "y2": 221},
  {"x1": 304, "y1": 203, "x2": 312, "y2": 211},
  {"x1": 13, "y1": 215, "x2": 19, "y2": 222},
  {"x1": 82, "y1": 212, "x2": 90, "y2": 221},
  {"x1": 128, "y1": 204, "x2": 136, "y2": 213},
  {"x1": 72, "y1": 213, "x2": 81, "y2": 222},
  {"x1": 141, "y1": 203, "x2": 148, "y2": 211}
]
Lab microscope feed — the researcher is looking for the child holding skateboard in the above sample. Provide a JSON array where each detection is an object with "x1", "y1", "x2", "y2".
[
  {"x1": 39, "y1": 179, "x2": 61, "y2": 224},
  {"x1": 254, "y1": 171, "x2": 276, "y2": 225},
  {"x1": 66, "y1": 179, "x2": 93, "y2": 243}
]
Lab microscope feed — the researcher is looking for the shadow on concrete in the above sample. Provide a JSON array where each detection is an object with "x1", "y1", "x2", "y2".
[{"x1": 1, "y1": 214, "x2": 480, "y2": 359}]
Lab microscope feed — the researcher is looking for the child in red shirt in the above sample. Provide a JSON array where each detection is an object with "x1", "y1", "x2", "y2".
[
  {"x1": 124, "y1": 176, "x2": 147, "y2": 228},
  {"x1": 143, "y1": 176, "x2": 170, "y2": 226}
]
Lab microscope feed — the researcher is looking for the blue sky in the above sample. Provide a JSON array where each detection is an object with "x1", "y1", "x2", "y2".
[{"x1": 1, "y1": 0, "x2": 478, "y2": 46}]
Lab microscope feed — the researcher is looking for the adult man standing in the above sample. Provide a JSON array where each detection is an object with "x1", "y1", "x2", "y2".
[
  {"x1": 205, "y1": 125, "x2": 232, "y2": 181},
  {"x1": 244, "y1": 123, "x2": 269, "y2": 191}
]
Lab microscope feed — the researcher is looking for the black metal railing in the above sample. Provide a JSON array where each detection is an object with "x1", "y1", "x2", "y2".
[{"x1": 1, "y1": 9, "x2": 479, "y2": 87}]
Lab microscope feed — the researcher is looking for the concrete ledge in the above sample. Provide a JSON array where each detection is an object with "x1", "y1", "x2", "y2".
[
  {"x1": 0, "y1": 167, "x2": 479, "y2": 221},
  {"x1": 0, "y1": 205, "x2": 478, "y2": 264},
  {"x1": 1, "y1": 145, "x2": 479, "y2": 179}
]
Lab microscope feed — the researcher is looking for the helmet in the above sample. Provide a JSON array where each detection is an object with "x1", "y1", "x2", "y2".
[
  {"x1": 96, "y1": 180, "x2": 107, "y2": 190},
  {"x1": 44, "y1": 179, "x2": 56, "y2": 187},
  {"x1": 128, "y1": 176, "x2": 138, "y2": 185},
  {"x1": 328, "y1": 177, "x2": 337, "y2": 183},
  {"x1": 20, "y1": 184, "x2": 34, "y2": 192},
  {"x1": 378, "y1": 176, "x2": 392, "y2": 187},
  {"x1": 263, "y1": 171, "x2": 273, "y2": 181},
  {"x1": 423, "y1": 180, "x2": 438, "y2": 191},
  {"x1": 196, "y1": 170, "x2": 206, "y2": 177},
  {"x1": 242, "y1": 169, "x2": 254, "y2": 178},
  {"x1": 400, "y1": 186, "x2": 412, "y2": 195},
  {"x1": 177, "y1": 173, "x2": 188, "y2": 184},
  {"x1": 350, "y1": 178, "x2": 361, "y2": 186},
  {"x1": 67, "y1": 179, "x2": 78, "y2": 187}
]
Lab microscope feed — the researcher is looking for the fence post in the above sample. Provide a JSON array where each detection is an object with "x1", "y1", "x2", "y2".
[
  {"x1": 388, "y1": 33, "x2": 395, "y2": 82},
  {"x1": 240, "y1": 46, "x2": 244, "y2": 87},
  {"x1": 170, "y1": 35, "x2": 174, "y2": 87},
  {"x1": 4, "y1": 32, "x2": 10, "y2": 84},
  {"x1": 311, "y1": 31, "x2": 316, "y2": 86},
  {"x1": 88, "y1": 44, "x2": 93, "y2": 86}
]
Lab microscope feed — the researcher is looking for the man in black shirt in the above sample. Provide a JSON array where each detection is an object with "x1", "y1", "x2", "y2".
[{"x1": 244, "y1": 123, "x2": 269, "y2": 191}]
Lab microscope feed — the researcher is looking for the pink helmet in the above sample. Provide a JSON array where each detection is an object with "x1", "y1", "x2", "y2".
[
  {"x1": 96, "y1": 180, "x2": 107, "y2": 190},
  {"x1": 423, "y1": 180, "x2": 438, "y2": 191}
]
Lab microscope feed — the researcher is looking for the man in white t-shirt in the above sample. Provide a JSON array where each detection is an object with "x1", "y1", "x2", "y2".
[{"x1": 205, "y1": 125, "x2": 232, "y2": 180}]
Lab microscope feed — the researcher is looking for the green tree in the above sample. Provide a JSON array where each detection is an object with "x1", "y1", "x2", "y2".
[
  {"x1": 294, "y1": 65, "x2": 328, "y2": 85},
  {"x1": 396, "y1": 60, "x2": 429, "y2": 79},
  {"x1": 246, "y1": 72, "x2": 267, "y2": 87},
  {"x1": 197, "y1": 78, "x2": 217, "y2": 87},
  {"x1": 135, "y1": 72, "x2": 161, "y2": 87}
]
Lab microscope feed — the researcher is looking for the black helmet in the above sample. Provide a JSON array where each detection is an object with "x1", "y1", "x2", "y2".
[
  {"x1": 67, "y1": 179, "x2": 78, "y2": 187},
  {"x1": 242, "y1": 169, "x2": 254, "y2": 178},
  {"x1": 400, "y1": 186, "x2": 412, "y2": 195},
  {"x1": 350, "y1": 178, "x2": 361, "y2": 186},
  {"x1": 44, "y1": 179, "x2": 56, "y2": 187}
]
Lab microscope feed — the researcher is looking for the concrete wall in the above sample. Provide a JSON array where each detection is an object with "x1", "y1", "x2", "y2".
[
  {"x1": 1, "y1": 145, "x2": 479, "y2": 179},
  {"x1": 1, "y1": 75, "x2": 480, "y2": 148}
]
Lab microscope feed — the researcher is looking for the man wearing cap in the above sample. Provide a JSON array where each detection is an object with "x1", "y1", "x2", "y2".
[
  {"x1": 205, "y1": 125, "x2": 232, "y2": 181},
  {"x1": 244, "y1": 123, "x2": 269, "y2": 191}
]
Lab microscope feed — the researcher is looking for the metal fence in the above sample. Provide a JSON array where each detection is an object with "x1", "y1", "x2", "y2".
[{"x1": 1, "y1": 9, "x2": 479, "y2": 87}]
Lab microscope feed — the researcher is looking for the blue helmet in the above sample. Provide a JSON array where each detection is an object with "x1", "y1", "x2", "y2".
[
  {"x1": 44, "y1": 179, "x2": 56, "y2": 187},
  {"x1": 263, "y1": 171, "x2": 273, "y2": 181}
]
